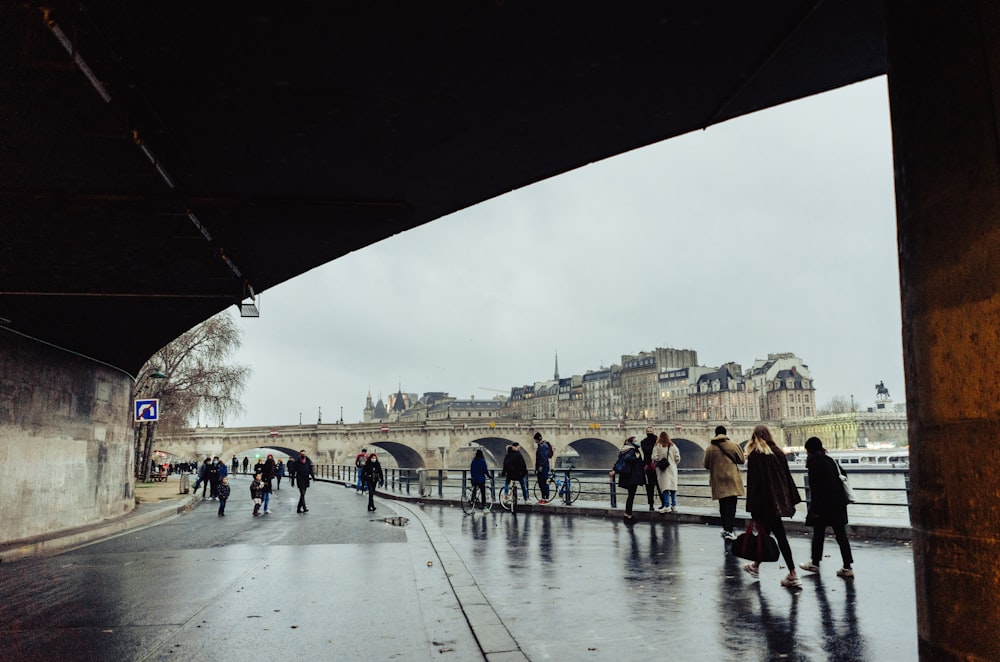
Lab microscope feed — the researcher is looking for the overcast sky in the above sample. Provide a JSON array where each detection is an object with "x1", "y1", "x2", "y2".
[{"x1": 224, "y1": 76, "x2": 902, "y2": 428}]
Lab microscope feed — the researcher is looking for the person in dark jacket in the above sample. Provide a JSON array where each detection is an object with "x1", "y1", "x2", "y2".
[
  {"x1": 290, "y1": 450, "x2": 315, "y2": 513},
  {"x1": 193, "y1": 457, "x2": 210, "y2": 498},
  {"x1": 250, "y1": 473, "x2": 265, "y2": 516},
  {"x1": 208, "y1": 456, "x2": 225, "y2": 499},
  {"x1": 469, "y1": 449, "x2": 490, "y2": 512},
  {"x1": 610, "y1": 436, "x2": 645, "y2": 522},
  {"x1": 533, "y1": 432, "x2": 553, "y2": 503},
  {"x1": 640, "y1": 427, "x2": 659, "y2": 511},
  {"x1": 502, "y1": 443, "x2": 529, "y2": 501},
  {"x1": 799, "y1": 436, "x2": 855, "y2": 578},
  {"x1": 744, "y1": 424, "x2": 802, "y2": 588},
  {"x1": 362, "y1": 452, "x2": 385, "y2": 512},
  {"x1": 261, "y1": 454, "x2": 276, "y2": 514},
  {"x1": 217, "y1": 476, "x2": 231, "y2": 517}
]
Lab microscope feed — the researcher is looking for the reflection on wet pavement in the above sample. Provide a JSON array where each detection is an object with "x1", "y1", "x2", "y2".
[{"x1": 424, "y1": 504, "x2": 914, "y2": 661}]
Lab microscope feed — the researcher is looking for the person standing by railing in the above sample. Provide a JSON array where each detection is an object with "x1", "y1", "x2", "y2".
[
  {"x1": 470, "y1": 449, "x2": 490, "y2": 513},
  {"x1": 533, "y1": 432, "x2": 553, "y2": 504},
  {"x1": 799, "y1": 436, "x2": 855, "y2": 579},
  {"x1": 640, "y1": 426, "x2": 659, "y2": 512},
  {"x1": 502, "y1": 443, "x2": 529, "y2": 502},
  {"x1": 354, "y1": 448, "x2": 368, "y2": 494},
  {"x1": 611, "y1": 436, "x2": 644, "y2": 523},
  {"x1": 652, "y1": 431, "x2": 681, "y2": 513}
]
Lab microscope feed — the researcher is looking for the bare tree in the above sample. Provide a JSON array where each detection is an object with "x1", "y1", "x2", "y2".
[
  {"x1": 817, "y1": 395, "x2": 854, "y2": 415},
  {"x1": 133, "y1": 312, "x2": 251, "y2": 479}
]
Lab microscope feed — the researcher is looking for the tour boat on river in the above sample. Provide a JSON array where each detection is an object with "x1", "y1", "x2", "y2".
[{"x1": 786, "y1": 446, "x2": 909, "y2": 469}]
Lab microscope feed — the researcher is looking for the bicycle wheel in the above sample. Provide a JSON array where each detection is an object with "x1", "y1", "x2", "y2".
[
  {"x1": 499, "y1": 487, "x2": 513, "y2": 511},
  {"x1": 460, "y1": 487, "x2": 477, "y2": 515},
  {"x1": 563, "y1": 476, "x2": 581, "y2": 504},
  {"x1": 533, "y1": 479, "x2": 553, "y2": 502}
]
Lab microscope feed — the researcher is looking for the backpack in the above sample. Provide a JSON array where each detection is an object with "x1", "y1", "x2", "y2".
[
  {"x1": 544, "y1": 441, "x2": 553, "y2": 459},
  {"x1": 613, "y1": 449, "x2": 631, "y2": 473}
]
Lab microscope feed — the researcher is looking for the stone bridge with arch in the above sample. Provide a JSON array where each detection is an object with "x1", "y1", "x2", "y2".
[{"x1": 154, "y1": 420, "x2": 763, "y2": 471}]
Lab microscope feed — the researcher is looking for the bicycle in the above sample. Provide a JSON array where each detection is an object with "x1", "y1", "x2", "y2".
[
  {"x1": 461, "y1": 482, "x2": 492, "y2": 514},
  {"x1": 499, "y1": 477, "x2": 528, "y2": 512},
  {"x1": 534, "y1": 471, "x2": 581, "y2": 504}
]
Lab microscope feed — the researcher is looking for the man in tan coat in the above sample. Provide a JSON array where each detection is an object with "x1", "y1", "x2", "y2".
[{"x1": 703, "y1": 425, "x2": 746, "y2": 540}]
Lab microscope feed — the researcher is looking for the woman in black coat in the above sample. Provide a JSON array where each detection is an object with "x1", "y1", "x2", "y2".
[
  {"x1": 610, "y1": 436, "x2": 645, "y2": 522},
  {"x1": 745, "y1": 424, "x2": 802, "y2": 587},
  {"x1": 799, "y1": 436, "x2": 855, "y2": 578},
  {"x1": 362, "y1": 453, "x2": 385, "y2": 512}
]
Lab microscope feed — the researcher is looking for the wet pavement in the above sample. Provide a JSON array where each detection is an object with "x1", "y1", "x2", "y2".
[{"x1": 0, "y1": 476, "x2": 917, "y2": 661}]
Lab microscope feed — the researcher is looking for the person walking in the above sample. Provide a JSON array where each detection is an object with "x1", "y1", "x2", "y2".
[
  {"x1": 355, "y1": 448, "x2": 368, "y2": 494},
  {"x1": 231, "y1": 457, "x2": 238, "y2": 475},
  {"x1": 501, "y1": 442, "x2": 529, "y2": 502},
  {"x1": 533, "y1": 432, "x2": 553, "y2": 504},
  {"x1": 651, "y1": 431, "x2": 681, "y2": 513},
  {"x1": 362, "y1": 452, "x2": 384, "y2": 512},
  {"x1": 242, "y1": 456, "x2": 249, "y2": 474},
  {"x1": 610, "y1": 436, "x2": 645, "y2": 522},
  {"x1": 291, "y1": 449, "x2": 315, "y2": 513},
  {"x1": 640, "y1": 426, "x2": 659, "y2": 511},
  {"x1": 743, "y1": 424, "x2": 802, "y2": 588},
  {"x1": 798, "y1": 436, "x2": 855, "y2": 578},
  {"x1": 250, "y1": 473, "x2": 265, "y2": 516},
  {"x1": 469, "y1": 449, "x2": 490, "y2": 512},
  {"x1": 702, "y1": 425, "x2": 745, "y2": 540},
  {"x1": 217, "y1": 476, "x2": 231, "y2": 516},
  {"x1": 193, "y1": 457, "x2": 210, "y2": 499},
  {"x1": 275, "y1": 459, "x2": 285, "y2": 490},
  {"x1": 261, "y1": 454, "x2": 276, "y2": 513}
]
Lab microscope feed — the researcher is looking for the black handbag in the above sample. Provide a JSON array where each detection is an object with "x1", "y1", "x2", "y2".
[
  {"x1": 656, "y1": 457, "x2": 669, "y2": 470},
  {"x1": 731, "y1": 521, "x2": 780, "y2": 562}
]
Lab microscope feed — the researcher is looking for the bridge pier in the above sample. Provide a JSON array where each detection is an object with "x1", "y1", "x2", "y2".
[
  {"x1": 0, "y1": 332, "x2": 135, "y2": 546},
  {"x1": 887, "y1": 4, "x2": 1000, "y2": 659}
]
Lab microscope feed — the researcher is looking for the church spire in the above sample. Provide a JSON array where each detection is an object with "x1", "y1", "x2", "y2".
[{"x1": 554, "y1": 350, "x2": 559, "y2": 380}]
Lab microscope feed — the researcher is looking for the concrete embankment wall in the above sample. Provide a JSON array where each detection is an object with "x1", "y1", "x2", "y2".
[{"x1": 0, "y1": 333, "x2": 135, "y2": 545}]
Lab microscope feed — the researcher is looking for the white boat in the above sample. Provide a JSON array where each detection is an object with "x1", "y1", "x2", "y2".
[{"x1": 786, "y1": 447, "x2": 909, "y2": 469}]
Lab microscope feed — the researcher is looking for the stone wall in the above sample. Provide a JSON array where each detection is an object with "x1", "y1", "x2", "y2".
[{"x1": 0, "y1": 333, "x2": 134, "y2": 545}]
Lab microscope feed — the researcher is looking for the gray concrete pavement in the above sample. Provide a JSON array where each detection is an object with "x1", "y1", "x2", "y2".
[{"x1": 0, "y1": 476, "x2": 918, "y2": 660}]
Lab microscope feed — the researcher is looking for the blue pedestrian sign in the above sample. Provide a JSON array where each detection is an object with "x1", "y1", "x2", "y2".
[{"x1": 134, "y1": 399, "x2": 159, "y2": 422}]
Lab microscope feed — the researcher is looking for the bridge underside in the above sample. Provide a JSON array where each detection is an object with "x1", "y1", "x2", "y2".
[{"x1": 1, "y1": 1, "x2": 884, "y2": 374}]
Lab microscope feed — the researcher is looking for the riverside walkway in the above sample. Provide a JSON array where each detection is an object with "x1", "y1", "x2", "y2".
[{"x1": 0, "y1": 474, "x2": 917, "y2": 661}]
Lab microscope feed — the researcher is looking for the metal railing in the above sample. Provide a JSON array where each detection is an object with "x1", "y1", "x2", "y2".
[{"x1": 309, "y1": 465, "x2": 913, "y2": 521}]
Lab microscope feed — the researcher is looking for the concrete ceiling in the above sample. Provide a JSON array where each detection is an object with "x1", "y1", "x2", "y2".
[{"x1": 0, "y1": 1, "x2": 885, "y2": 374}]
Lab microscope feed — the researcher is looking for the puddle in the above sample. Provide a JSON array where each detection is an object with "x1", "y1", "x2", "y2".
[{"x1": 377, "y1": 516, "x2": 409, "y2": 527}]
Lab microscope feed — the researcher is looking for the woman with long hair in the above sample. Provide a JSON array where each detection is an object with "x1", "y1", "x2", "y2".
[
  {"x1": 651, "y1": 431, "x2": 681, "y2": 512},
  {"x1": 743, "y1": 424, "x2": 802, "y2": 587}
]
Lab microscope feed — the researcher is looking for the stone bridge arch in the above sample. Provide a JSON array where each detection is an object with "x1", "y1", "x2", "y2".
[
  {"x1": 670, "y1": 438, "x2": 705, "y2": 469},
  {"x1": 364, "y1": 441, "x2": 427, "y2": 469}
]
